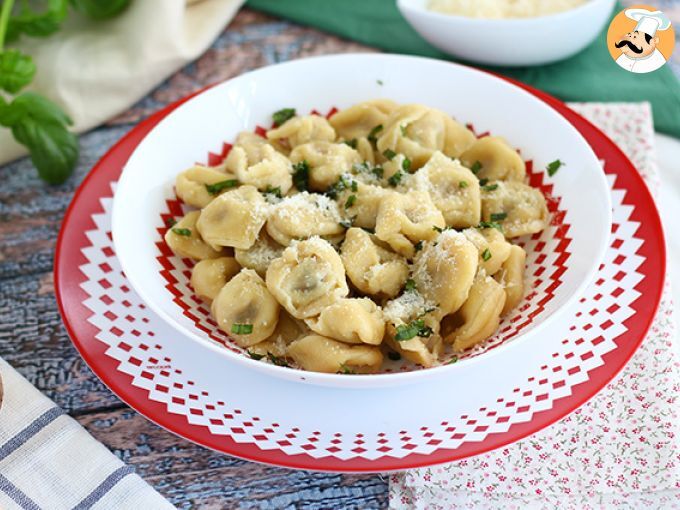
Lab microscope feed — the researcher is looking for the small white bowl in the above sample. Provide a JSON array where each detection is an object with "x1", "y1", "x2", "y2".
[
  {"x1": 112, "y1": 54, "x2": 611, "y2": 388},
  {"x1": 397, "y1": 0, "x2": 616, "y2": 66}
]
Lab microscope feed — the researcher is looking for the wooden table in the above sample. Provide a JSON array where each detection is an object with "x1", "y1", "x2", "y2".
[{"x1": 1, "y1": 5, "x2": 679, "y2": 508}]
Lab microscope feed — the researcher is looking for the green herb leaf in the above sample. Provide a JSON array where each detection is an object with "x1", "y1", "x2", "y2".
[
  {"x1": 231, "y1": 323, "x2": 253, "y2": 335},
  {"x1": 272, "y1": 107, "x2": 296, "y2": 127},
  {"x1": 171, "y1": 228, "x2": 192, "y2": 237},
  {"x1": 351, "y1": 180, "x2": 358, "y2": 192},
  {"x1": 247, "y1": 350, "x2": 264, "y2": 360},
  {"x1": 0, "y1": 50, "x2": 36, "y2": 94},
  {"x1": 459, "y1": 181, "x2": 469, "y2": 189},
  {"x1": 414, "y1": 241, "x2": 424, "y2": 252},
  {"x1": 387, "y1": 171, "x2": 402, "y2": 187},
  {"x1": 382, "y1": 149, "x2": 397, "y2": 160},
  {"x1": 400, "y1": 124, "x2": 408, "y2": 136},
  {"x1": 404, "y1": 279, "x2": 416, "y2": 292},
  {"x1": 292, "y1": 160, "x2": 310, "y2": 191},
  {"x1": 343, "y1": 138, "x2": 357, "y2": 149},
  {"x1": 345, "y1": 194, "x2": 357, "y2": 209},
  {"x1": 361, "y1": 227, "x2": 375, "y2": 234},
  {"x1": 372, "y1": 166, "x2": 384, "y2": 179},
  {"x1": 477, "y1": 221, "x2": 503, "y2": 232},
  {"x1": 69, "y1": 0, "x2": 131, "y2": 20},
  {"x1": 432, "y1": 225, "x2": 447, "y2": 233},
  {"x1": 367, "y1": 124, "x2": 383, "y2": 143},
  {"x1": 478, "y1": 178, "x2": 489, "y2": 186},
  {"x1": 165, "y1": 218, "x2": 177, "y2": 228},
  {"x1": 267, "y1": 352, "x2": 289, "y2": 367},
  {"x1": 205, "y1": 179, "x2": 238, "y2": 195},
  {"x1": 394, "y1": 319, "x2": 433, "y2": 341},
  {"x1": 547, "y1": 159, "x2": 564, "y2": 177},
  {"x1": 5, "y1": 0, "x2": 68, "y2": 43},
  {"x1": 264, "y1": 185, "x2": 282, "y2": 198},
  {"x1": 447, "y1": 355, "x2": 459, "y2": 365},
  {"x1": 482, "y1": 183, "x2": 499, "y2": 192},
  {"x1": 482, "y1": 248, "x2": 492, "y2": 261},
  {"x1": 0, "y1": 92, "x2": 78, "y2": 184},
  {"x1": 337, "y1": 363, "x2": 355, "y2": 375},
  {"x1": 470, "y1": 161, "x2": 482, "y2": 174},
  {"x1": 402, "y1": 157, "x2": 411, "y2": 172},
  {"x1": 490, "y1": 212, "x2": 507, "y2": 221},
  {"x1": 387, "y1": 351, "x2": 401, "y2": 361}
]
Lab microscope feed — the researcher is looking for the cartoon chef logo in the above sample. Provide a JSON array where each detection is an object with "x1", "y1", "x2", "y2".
[{"x1": 607, "y1": 5, "x2": 675, "y2": 74}]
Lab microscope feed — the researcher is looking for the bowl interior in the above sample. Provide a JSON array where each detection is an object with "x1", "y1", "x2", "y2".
[{"x1": 112, "y1": 54, "x2": 611, "y2": 385}]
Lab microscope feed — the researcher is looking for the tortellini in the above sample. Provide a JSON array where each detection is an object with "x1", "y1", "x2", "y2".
[
  {"x1": 341, "y1": 228, "x2": 409, "y2": 298},
  {"x1": 287, "y1": 334, "x2": 383, "y2": 374},
  {"x1": 495, "y1": 245, "x2": 527, "y2": 316},
  {"x1": 481, "y1": 180, "x2": 549, "y2": 238},
  {"x1": 306, "y1": 298, "x2": 385, "y2": 345},
  {"x1": 412, "y1": 230, "x2": 478, "y2": 318},
  {"x1": 442, "y1": 274, "x2": 506, "y2": 352},
  {"x1": 196, "y1": 185, "x2": 269, "y2": 250},
  {"x1": 164, "y1": 101, "x2": 549, "y2": 373},
  {"x1": 266, "y1": 237, "x2": 349, "y2": 319},
  {"x1": 175, "y1": 165, "x2": 236, "y2": 208},
  {"x1": 460, "y1": 136, "x2": 525, "y2": 182},
  {"x1": 190, "y1": 257, "x2": 241, "y2": 301},
  {"x1": 164, "y1": 211, "x2": 224, "y2": 260},
  {"x1": 375, "y1": 190, "x2": 445, "y2": 258},
  {"x1": 289, "y1": 142, "x2": 361, "y2": 191},
  {"x1": 413, "y1": 151, "x2": 481, "y2": 228},
  {"x1": 211, "y1": 269, "x2": 280, "y2": 347},
  {"x1": 266, "y1": 115, "x2": 336, "y2": 149},
  {"x1": 377, "y1": 104, "x2": 475, "y2": 169},
  {"x1": 329, "y1": 99, "x2": 398, "y2": 140},
  {"x1": 266, "y1": 192, "x2": 344, "y2": 246}
]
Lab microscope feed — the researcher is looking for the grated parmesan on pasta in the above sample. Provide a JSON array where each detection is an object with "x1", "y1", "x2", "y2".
[{"x1": 428, "y1": 0, "x2": 588, "y2": 18}]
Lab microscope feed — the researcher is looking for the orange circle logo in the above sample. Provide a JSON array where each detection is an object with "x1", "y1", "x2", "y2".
[{"x1": 607, "y1": 4, "x2": 675, "y2": 73}]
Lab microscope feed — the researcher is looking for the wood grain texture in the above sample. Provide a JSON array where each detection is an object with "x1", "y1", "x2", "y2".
[{"x1": 0, "y1": 9, "x2": 386, "y2": 508}]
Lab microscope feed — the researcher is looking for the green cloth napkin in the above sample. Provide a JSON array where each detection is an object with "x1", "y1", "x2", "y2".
[{"x1": 245, "y1": 0, "x2": 680, "y2": 138}]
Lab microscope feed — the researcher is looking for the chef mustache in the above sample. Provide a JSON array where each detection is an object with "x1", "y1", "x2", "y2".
[{"x1": 615, "y1": 39, "x2": 644, "y2": 54}]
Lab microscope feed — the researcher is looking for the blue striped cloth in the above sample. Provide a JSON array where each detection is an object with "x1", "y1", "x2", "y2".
[{"x1": 0, "y1": 358, "x2": 174, "y2": 510}]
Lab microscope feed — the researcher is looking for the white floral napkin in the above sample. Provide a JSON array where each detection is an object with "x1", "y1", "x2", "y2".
[{"x1": 389, "y1": 103, "x2": 680, "y2": 509}]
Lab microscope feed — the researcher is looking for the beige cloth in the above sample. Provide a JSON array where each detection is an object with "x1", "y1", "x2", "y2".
[{"x1": 0, "y1": 0, "x2": 244, "y2": 166}]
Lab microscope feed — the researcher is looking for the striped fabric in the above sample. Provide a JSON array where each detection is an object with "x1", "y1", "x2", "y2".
[{"x1": 0, "y1": 358, "x2": 174, "y2": 510}]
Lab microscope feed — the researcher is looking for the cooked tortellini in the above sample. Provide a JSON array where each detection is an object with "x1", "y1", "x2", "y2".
[
  {"x1": 481, "y1": 180, "x2": 549, "y2": 238},
  {"x1": 266, "y1": 237, "x2": 349, "y2": 319},
  {"x1": 306, "y1": 298, "x2": 385, "y2": 345},
  {"x1": 197, "y1": 185, "x2": 269, "y2": 250},
  {"x1": 413, "y1": 151, "x2": 481, "y2": 228},
  {"x1": 341, "y1": 228, "x2": 409, "y2": 298},
  {"x1": 266, "y1": 192, "x2": 344, "y2": 246},
  {"x1": 190, "y1": 257, "x2": 241, "y2": 301},
  {"x1": 212, "y1": 269, "x2": 280, "y2": 346},
  {"x1": 460, "y1": 136, "x2": 525, "y2": 182},
  {"x1": 377, "y1": 104, "x2": 475, "y2": 169},
  {"x1": 289, "y1": 142, "x2": 361, "y2": 191},
  {"x1": 267, "y1": 114, "x2": 336, "y2": 149},
  {"x1": 164, "y1": 211, "x2": 224, "y2": 260},
  {"x1": 165, "y1": 101, "x2": 548, "y2": 372},
  {"x1": 442, "y1": 274, "x2": 506, "y2": 352},
  {"x1": 175, "y1": 165, "x2": 237, "y2": 208},
  {"x1": 375, "y1": 191, "x2": 445, "y2": 258},
  {"x1": 287, "y1": 334, "x2": 383, "y2": 374},
  {"x1": 329, "y1": 99, "x2": 398, "y2": 141}
]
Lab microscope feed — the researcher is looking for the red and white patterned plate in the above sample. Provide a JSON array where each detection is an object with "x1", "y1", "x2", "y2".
[{"x1": 55, "y1": 78, "x2": 664, "y2": 473}]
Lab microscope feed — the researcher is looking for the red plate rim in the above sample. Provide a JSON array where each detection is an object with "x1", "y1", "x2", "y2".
[{"x1": 54, "y1": 74, "x2": 666, "y2": 473}]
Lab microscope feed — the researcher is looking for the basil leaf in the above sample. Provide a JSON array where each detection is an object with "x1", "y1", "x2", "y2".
[
  {"x1": 69, "y1": 0, "x2": 131, "y2": 20},
  {"x1": 5, "y1": 0, "x2": 68, "y2": 43},
  {"x1": 0, "y1": 50, "x2": 36, "y2": 94}
]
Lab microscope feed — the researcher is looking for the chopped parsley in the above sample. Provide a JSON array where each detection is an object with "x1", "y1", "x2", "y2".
[
  {"x1": 547, "y1": 159, "x2": 564, "y2": 177},
  {"x1": 327, "y1": 175, "x2": 354, "y2": 199},
  {"x1": 382, "y1": 149, "x2": 397, "y2": 160},
  {"x1": 400, "y1": 124, "x2": 408, "y2": 136},
  {"x1": 377, "y1": 79, "x2": 384, "y2": 86},
  {"x1": 272, "y1": 107, "x2": 296, "y2": 127},
  {"x1": 394, "y1": 319, "x2": 433, "y2": 341},
  {"x1": 361, "y1": 227, "x2": 375, "y2": 234},
  {"x1": 165, "y1": 218, "x2": 177, "y2": 228},
  {"x1": 264, "y1": 185, "x2": 282, "y2": 198},
  {"x1": 404, "y1": 279, "x2": 417, "y2": 292},
  {"x1": 345, "y1": 194, "x2": 357, "y2": 209},
  {"x1": 292, "y1": 160, "x2": 310, "y2": 191},
  {"x1": 490, "y1": 212, "x2": 507, "y2": 221},
  {"x1": 338, "y1": 363, "x2": 355, "y2": 375},
  {"x1": 387, "y1": 171, "x2": 402, "y2": 187},
  {"x1": 344, "y1": 138, "x2": 358, "y2": 149},
  {"x1": 402, "y1": 157, "x2": 412, "y2": 172},
  {"x1": 352, "y1": 162, "x2": 370, "y2": 173},
  {"x1": 414, "y1": 241, "x2": 424, "y2": 252},
  {"x1": 205, "y1": 179, "x2": 239, "y2": 195},
  {"x1": 231, "y1": 323, "x2": 253, "y2": 335},
  {"x1": 247, "y1": 350, "x2": 264, "y2": 360},
  {"x1": 459, "y1": 181, "x2": 469, "y2": 189},
  {"x1": 482, "y1": 248, "x2": 492, "y2": 261},
  {"x1": 387, "y1": 351, "x2": 402, "y2": 361},
  {"x1": 372, "y1": 166, "x2": 384, "y2": 179},
  {"x1": 470, "y1": 161, "x2": 482, "y2": 174},
  {"x1": 478, "y1": 178, "x2": 489, "y2": 186},
  {"x1": 447, "y1": 355, "x2": 459, "y2": 365},
  {"x1": 367, "y1": 124, "x2": 383, "y2": 143},
  {"x1": 482, "y1": 183, "x2": 499, "y2": 192},
  {"x1": 171, "y1": 228, "x2": 192, "y2": 237},
  {"x1": 432, "y1": 225, "x2": 451, "y2": 233},
  {"x1": 477, "y1": 221, "x2": 503, "y2": 232},
  {"x1": 351, "y1": 180, "x2": 358, "y2": 192},
  {"x1": 267, "y1": 352, "x2": 289, "y2": 367}
]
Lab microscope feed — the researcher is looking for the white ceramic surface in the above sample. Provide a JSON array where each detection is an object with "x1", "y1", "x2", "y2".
[
  {"x1": 112, "y1": 54, "x2": 611, "y2": 388},
  {"x1": 397, "y1": 0, "x2": 616, "y2": 66}
]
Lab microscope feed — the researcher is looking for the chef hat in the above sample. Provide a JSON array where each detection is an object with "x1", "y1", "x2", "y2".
[{"x1": 625, "y1": 8, "x2": 672, "y2": 37}]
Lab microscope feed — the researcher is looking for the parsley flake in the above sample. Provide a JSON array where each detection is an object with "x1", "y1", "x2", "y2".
[
  {"x1": 478, "y1": 178, "x2": 489, "y2": 186},
  {"x1": 372, "y1": 166, "x2": 384, "y2": 179},
  {"x1": 400, "y1": 124, "x2": 408, "y2": 136},
  {"x1": 367, "y1": 124, "x2": 383, "y2": 143},
  {"x1": 205, "y1": 179, "x2": 239, "y2": 195},
  {"x1": 547, "y1": 159, "x2": 564, "y2": 177},
  {"x1": 414, "y1": 241, "x2": 424, "y2": 252},
  {"x1": 267, "y1": 352, "x2": 289, "y2": 367},
  {"x1": 482, "y1": 183, "x2": 499, "y2": 192},
  {"x1": 272, "y1": 108, "x2": 296, "y2": 127},
  {"x1": 247, "y1": 351, "x2": 264, "y2": 360},
  {"x1": 338, "y1": 363, "x2": 355, "y2": 375},
  {"x1": 477, "y1": 221, "x2": 503, "y2": 232},
  {"x1": 343, "y1": 138, "x2": 358, "y2": 149},
  {"x1": 459, "y1": 181, "x2": 469, "y2": 189},
  {"x1": 231, "y1": 323, "x2": 253, "y2": 335},
  {"x1": 388, "y1": 171, "x2": 402, "y2": 187},
  {"x1": 447, "y1": 355, "x2": 459, "y2": 365},
  {"x1": 165, "y1": 218, "x2": 177, "y2": 228},
  {"x1": 404, "y1": 279, "x2": 417, "y2": 292},
  {"x1": 345, "y1": 194, "x2": 357, "y2": 209},
  {"x1": 382, "y1": 149, "x2": 397, "y2": 160},
  {"x1": 490, "y1": 212, "x2": 507, "y2": 221},
  {"x1": 482, "y1": 248, "x2": 492, "y2": 261},
  {"x1": 470, "y1": 161, "x2": 482, "y2": 174},
  {"x1": 264, "y1": 185, "x2": 282, "y2": 198},
  {"x1": 395, "y1": 319, "x2": 433, "y2": 341},
  {"x1": 171, "y1": 228, "x2": 192, "y2": 237},
  {"x1": 402, "y1": 157, "x2": 412, "y2": 172},
  {"x1": 292, "y1": 160, "x2": 310, "y2": 191}
]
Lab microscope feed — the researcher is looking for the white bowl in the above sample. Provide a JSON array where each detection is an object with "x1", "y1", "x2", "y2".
[
  {"x1": 397, "y1": 0, "x2": 616, "y2": 66},
  {"x1": 112, "y1": 54, "x2": 611, "y2": 388}
]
